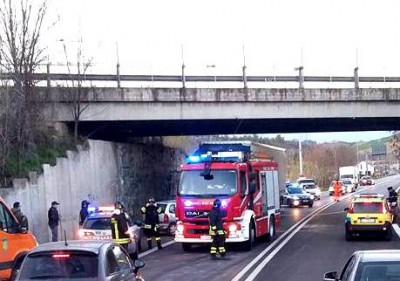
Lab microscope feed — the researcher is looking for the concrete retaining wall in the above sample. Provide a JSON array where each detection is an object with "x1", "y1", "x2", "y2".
[
  {"x1": 0, "y1": 140, "x2": 119, "y2": 244},
  {"x1": 0, "y1": 138, "x2": 186, "y2": 244}
]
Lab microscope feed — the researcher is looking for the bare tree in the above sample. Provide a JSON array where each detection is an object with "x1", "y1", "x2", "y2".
[
  {"x1": 59, "y1": 39, "x2": 95, "y2": 144},
  {"x1": 0, "y1": 0, "x2": 47, "y2": 176}
]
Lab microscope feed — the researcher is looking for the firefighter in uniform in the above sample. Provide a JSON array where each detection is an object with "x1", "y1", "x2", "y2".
[
  {"x1": 209, "y1": 198, "x2": 226, "y2": 259},
  {"x1": 110, "y1": 201, "x2": 131, "y2": 252},
  {"x1": 141, "y1": 197, "x2": 163, "y2": 250}
]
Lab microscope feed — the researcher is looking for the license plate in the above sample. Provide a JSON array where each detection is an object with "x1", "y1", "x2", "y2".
[
  {"x1": 303, "y1": 200, "x2": 308, "y2": 202},
  {"x1": 200, "y1": 235, "x2": 211, "y2": 240},
  {"x1": 360, "y1": 218, "x2": 375, "y2": 223}
]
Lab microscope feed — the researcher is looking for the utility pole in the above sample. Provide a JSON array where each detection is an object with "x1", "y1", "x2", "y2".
[{"x1": 299, "y1": 138, "x2": 303, "y2": 176}]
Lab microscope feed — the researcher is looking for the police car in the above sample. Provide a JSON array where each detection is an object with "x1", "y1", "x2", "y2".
[
  {"x1": 78, "y1": 206, "x2": 140, "y2": 257},
  {"x1": 344, "y1": 193, "x2": 394, "y2": 241}
]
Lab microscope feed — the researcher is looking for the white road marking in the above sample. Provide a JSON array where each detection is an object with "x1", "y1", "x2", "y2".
[
  {"x1": 392, "y1": 224, "x2": 400, "y2": 239},
  {"x1": 243, "y1": 201, "x2": 337, "y2": 281},
  {"x1": 231, "y1": 200, "x2": 337, "y2": 281},
  {"x1": 138, "y1": 240, "x2": 176, "y2": 258}
]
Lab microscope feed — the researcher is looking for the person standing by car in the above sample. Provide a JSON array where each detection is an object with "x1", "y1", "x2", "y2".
[
  {"x1": 334, "y1": 180, "x2": 341, "y2": 202},
  {"x1": 141, "y1": 197, "x2": 163, "y2": 250},
  {"x1": 79, "y1": 200, "x2": 90, "y2": 226},
  {"x1": 208, "y1": 198, "x2": 226, "y2": 260},
  {"x1": 48, "y1": 201, "x2": 60, "y2": 242},
  {"x1": 110, "y1": 201, "x2": 131, "y2": 253},
  {"x1": 11, "y1": 202, "x2": 28, "y2": 231}
]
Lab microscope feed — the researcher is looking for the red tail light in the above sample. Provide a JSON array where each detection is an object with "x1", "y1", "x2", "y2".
[
  {"x1": 163, "y1": 213, "x2": 169, "y2": 223},
  {"x1": 53, "y1": 254, "x2": 70, "y2": 258}
]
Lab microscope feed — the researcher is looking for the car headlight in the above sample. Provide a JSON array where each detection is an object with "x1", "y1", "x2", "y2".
[
  {"x1": 229, "y1": 224, "x2": 238, "y2": 232},
  {"x1": 177, "y1": 224, "x2": 184, "y2": 233},
  {"x1": 309, "y1": 194, "x2": 315, "y2": 200},
  {"x1": 293, "y1": 196, "x2": 299, "y2": 200}
]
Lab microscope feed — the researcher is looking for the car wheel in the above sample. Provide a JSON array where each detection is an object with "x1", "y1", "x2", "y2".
[
  {"x1": 168, "y1": 223, "x2": 177, "y2": 236},
  {"x1": 308, "y1": 203, "x2": 313, "y2": 208},
  {"x1": 182, "y1": 243, "x2": 192, "y2": 252},
  {"x1": 266, "y1": 216, "x2": 275, "y2": 242},
  {"x1": 384, "y1": 226, "x2": 393, "y2": 241}
]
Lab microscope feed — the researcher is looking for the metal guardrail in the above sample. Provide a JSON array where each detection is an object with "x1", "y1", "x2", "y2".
[{"x1": 4, "y1": 72, "x2": 400, "y2": 86}]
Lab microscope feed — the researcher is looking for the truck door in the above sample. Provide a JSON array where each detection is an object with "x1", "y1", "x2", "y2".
[{"x1": 260, "y1": 171, "x2": 275, "y2": 216}]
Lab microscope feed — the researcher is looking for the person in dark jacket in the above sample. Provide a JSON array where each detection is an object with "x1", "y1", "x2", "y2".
[
  {"x1": 110, "y1": 201, "x2": 131, "y2": 252},
  {"x1": 141, "y1": 197, "x2": 163, "y2": 250},
  {"x1": 11, "y1": 202, "x2": 28, "y2": 231},
  {"x1": 79, "y1": 200, "x2": 90, "y2": 226},
  {"x1": 388, "y1": 186, "x2": 398, "y2": 203},
  {"x1": 48, "y1": 201, "x2": 60, "y2": 242},
  {"x1": 209, "y1": 198, "x2": 226, "y2": 259}
]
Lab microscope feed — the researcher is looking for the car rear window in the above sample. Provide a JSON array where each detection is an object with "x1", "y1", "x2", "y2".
[
  {"x1": 19, "y1": 251, "x2": 98, "y2": 280},
  {"x1": 303, "y1": 184, "x2": 316, "y2": 189},
  {"x1": 353, "y1": 202, "x2": 383, "y2": 213},
  {"x1": 83, "y1": 218, "x2": 111, "y2": 230},
  {"x1": 355, "y1": 261, "x2": 400, "y2": 280}
]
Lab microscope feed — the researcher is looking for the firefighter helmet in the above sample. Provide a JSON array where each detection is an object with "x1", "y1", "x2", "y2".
[
  {"x1": 148, "y1": 197, "x2": 156, "y2": 203},
  {"x1": 114, "y1": 201, "x2": 123, "y2": 209}
]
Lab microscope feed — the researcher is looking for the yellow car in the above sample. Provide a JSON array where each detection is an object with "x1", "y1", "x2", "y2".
[{"x1": 344, "y1": 193, "x2": 393, "y2": 241}]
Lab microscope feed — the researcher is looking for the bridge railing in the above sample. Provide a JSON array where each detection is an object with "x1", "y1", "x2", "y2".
[{"x1": 3, "y1": 71, "x2": 400, "y2": 88}]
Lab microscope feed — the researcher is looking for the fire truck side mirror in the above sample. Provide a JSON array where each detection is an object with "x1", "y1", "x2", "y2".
[{"x1": 249, "y1": 182, "x2": 256, "y2": 194}]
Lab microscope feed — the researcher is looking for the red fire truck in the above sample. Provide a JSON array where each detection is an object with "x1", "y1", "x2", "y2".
[{"x1": 175, "y1": 141, "x2": 286, "y2": 251}]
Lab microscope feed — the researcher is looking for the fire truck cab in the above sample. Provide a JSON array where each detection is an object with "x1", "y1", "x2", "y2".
[
  {"x1": 0, "y1": 197, "x2": 37, "y2": 280},
  {"x1": 175, "y1": 141, "x2": 285, "y2": 251}
]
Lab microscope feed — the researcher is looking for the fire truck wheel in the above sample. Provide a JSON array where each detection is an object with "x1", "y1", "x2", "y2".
[
  {"x1": 266, "y1": 216, "x2": 275, "y2": 242},
  {"x1": 182, "y1": 243, "x2": 192, "y2": 252},
  {"x1": 242, "y1": 221, "x2": 255, "y2": 251}
]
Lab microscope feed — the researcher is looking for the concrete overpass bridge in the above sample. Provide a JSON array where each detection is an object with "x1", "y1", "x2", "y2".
[
  {"x1": 12, "y1": 70, "x2": 399, "y2": 140},
  {"x1": 43, "y1": 87, "x2": 400, "y2": 141}
]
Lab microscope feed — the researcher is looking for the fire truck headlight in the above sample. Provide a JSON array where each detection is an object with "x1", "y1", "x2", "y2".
[
  {"x1": 184, "y1": 200, "x2": 193, "y2": 207},
  {"x1": 177, "y1": 224, "x2": 184, "y2": 233},
  {"x1": 78, "y1": 229, "x2": 85, "y2": 237},
  {"x1": 229, "y1": 224, "x2": 237, "y2": 232}
]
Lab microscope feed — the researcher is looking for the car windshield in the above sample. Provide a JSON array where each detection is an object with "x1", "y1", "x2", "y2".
[
  {"x1": 342, "y1": 180, "x2": 352, "y2": 184},
  {"x1": 288, "y1": 188, "x2": 305, "y2": 194},
  {"x1": 178, "y1": 170, "x2": 238, "y2": 197},
  {"x1": 354, "y1": 261, "x2": 400, "y2": 280},
  {"x1": 353, "y1": 202, "x2": 383, "y2": 213},
  {"x1": 18, "y1": 251, "x2": 98, "y2": 280},
  {"x1": 362, "y1": 176, "x2": 372, "y2": 180},
  {"x1": 83, "y1": 217, "x2": 111, "y2": 230}
]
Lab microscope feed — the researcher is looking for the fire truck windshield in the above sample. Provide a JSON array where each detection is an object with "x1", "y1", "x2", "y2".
[{"x1": 178, "y1": 170, "x2": 238, "y2": 197}]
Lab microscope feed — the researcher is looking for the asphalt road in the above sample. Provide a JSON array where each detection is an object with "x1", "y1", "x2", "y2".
[{"x1": 138, "y1": 175, "x2": 400, "y2": 281}]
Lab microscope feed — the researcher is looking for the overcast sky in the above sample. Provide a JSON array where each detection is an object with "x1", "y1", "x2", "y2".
[{"x1": 45, "y1": 0, "x2": 397, "y2": 142}]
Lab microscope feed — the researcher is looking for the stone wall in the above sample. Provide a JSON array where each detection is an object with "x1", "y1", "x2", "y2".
[{"x1": 0, "y1": 139, "x2": 186, "y2": 244}]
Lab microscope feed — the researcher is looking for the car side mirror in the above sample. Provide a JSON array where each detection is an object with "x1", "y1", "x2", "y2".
[{"x1": 323, "y1": 271, "x2": 337, "y2": 281}]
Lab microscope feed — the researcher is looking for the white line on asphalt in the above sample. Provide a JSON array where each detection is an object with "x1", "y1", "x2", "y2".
[
  {"x1": 138, "y1": 240, "x2": 176, "y2": 258},
  {"x1": 392, "y1": 224, "x2": 400, "y2": 239},
  {"x1": 243, "y1": 201, "x2": 337, "y2": 281},
  {"x1": 231, "y1": 200, "x2": 337, "y2": 281}
]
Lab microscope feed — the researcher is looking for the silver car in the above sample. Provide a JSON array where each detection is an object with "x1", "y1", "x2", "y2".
[
  {"x1": 324, "y1": 250, "x2": 400, "y2": 281},
  {"x1": 14, "y1": 240, "x2": 145, "y2": 281},
  {"x1": 157, "y1": 200, "x2": 177, "y2": 235}
]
